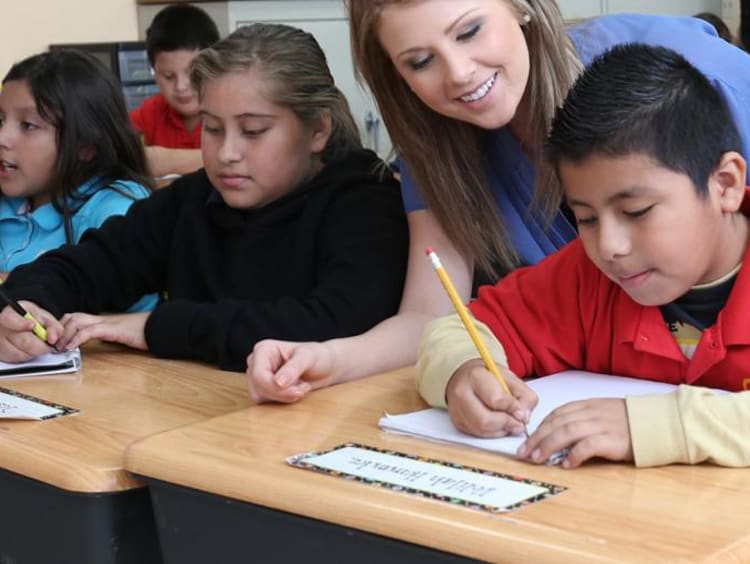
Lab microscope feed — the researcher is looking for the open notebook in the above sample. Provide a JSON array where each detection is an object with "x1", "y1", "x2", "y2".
[
  {"x1": 379, "y1": 371, "x2": 678, "y2": 458},
  {"x1": 0, "y1": 348, "x2": 81, "y2": 379}
]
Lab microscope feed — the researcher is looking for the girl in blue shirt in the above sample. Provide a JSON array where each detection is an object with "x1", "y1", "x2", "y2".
[
  {"x1": 0, "y1": 50, "x2": 154, "y2": 310},
  {"x1": 247, "y1": 1, "x2": 750, "y2": 403}
]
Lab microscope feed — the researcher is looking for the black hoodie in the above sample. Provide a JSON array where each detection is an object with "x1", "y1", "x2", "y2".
[{"x1": 5, "y1": 149, "x2": 408, "y2": 371}]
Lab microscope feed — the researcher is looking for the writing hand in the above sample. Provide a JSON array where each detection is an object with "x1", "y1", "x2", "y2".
[
  {"x1": 446, "y1": 359, "x2": 537, "y2": 437},
  {"x1": 0, "y1": 302, "x2": 62, "y2": 361}
]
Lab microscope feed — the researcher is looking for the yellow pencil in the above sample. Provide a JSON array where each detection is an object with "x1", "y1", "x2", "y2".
[
  {"x1": 0, "y1": 283, "x2": 48, "y2": 342},
  {"x1": 426, "y1": 247, "x2": 528, "y2": 436}
]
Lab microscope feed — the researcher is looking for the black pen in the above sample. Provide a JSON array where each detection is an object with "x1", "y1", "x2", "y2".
[{"x1": 0, "y1": 284, "x2": 49, "y2": 342}]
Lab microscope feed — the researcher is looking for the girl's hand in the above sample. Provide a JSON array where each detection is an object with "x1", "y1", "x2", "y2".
[
  {"x1": 446, "y1": 359, "x2": 537, "y2": 437},
  {"x1": 517, "y1": 398, "x2": 633, "y2": 468},
  {"x1": 0, "y1": 301, "x2": 63, "y2": 361},
  {"x1": 59, "y1": 312, "x2": 150, "y2": 351},
  {"x1": 246, "y1": 340, "x2": 335, "y2": 404}
]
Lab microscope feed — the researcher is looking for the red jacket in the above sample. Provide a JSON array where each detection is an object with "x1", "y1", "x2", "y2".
[
  {"x1": 470, "y1": 227, "x2": 750, "y2": 392},
  {"x1": 130, "y1": 94, "x2": 201, "y2": 149}
]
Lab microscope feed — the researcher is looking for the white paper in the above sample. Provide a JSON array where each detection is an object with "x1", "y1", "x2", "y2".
[
  {"x1": 294, "y1": 445, "x2": 550, "y2": 511},
  {"x1": 0, "y1": 348, "x2": 81, "y2": 379},
  {"x1": 0, "y1": 390, "x2": 68, "y2": 420},
  {"x1": 379, "y1": 371, "x2": 679, "y2": 457}
]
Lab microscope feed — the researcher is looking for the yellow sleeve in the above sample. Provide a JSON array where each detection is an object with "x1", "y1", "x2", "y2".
[
  {"x1": 416, "y1": 312, "x2": 508, "y2": 408},
  {"x1": 627, "y1": 386, "x2": 750, "y2": 467}
]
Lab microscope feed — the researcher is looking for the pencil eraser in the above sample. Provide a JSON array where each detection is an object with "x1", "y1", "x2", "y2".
[{"x1": 425, "y1": 247, "x2": 434, "y2": 255}]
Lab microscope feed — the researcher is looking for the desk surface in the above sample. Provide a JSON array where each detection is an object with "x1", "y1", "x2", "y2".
[
  {"x1": 0, "y1": 343, "x2": 249, "y2": 492},
  {"x1": 125, "y1": 367, "x2": 750, "y2": 563}
]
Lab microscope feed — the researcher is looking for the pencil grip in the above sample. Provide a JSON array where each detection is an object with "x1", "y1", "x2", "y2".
[{"x1": 24, "y1": 312, "x2": 48, "y2": 342}]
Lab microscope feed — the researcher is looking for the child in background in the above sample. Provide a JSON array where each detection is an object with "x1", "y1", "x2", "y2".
[
  {"x1": 130, "y1": 4, "x2": 220, "y2": 178},
  {"x1": 0, "y1": 50, "x2": 155, "y2": 311},
  {"x1": 417, "y1": 43, "x2": 750, "y2": 469},
  {"x1": 0, "y1": 23, "x2": 408, "y2": 375}
]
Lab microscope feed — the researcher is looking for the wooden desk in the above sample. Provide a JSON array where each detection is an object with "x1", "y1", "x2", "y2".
[
  {"x1": 126, "y1": 367, "x2": 750, "y2": 564},
  {"x1": 0, "y1": 343, "x2": 249, "y2": 564}
]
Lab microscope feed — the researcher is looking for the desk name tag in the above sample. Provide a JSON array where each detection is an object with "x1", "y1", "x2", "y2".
[
  {"x1": 0, "y1": 387, "x2": 78, "y2": 420},
  {"x1": 287, "y1": 443, "x2": 564, "y2": 513}
]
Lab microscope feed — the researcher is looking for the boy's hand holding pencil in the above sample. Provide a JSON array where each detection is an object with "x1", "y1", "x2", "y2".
[
  {"x1": 446, "y1": 358, "x2": 537, "y2": 438},
  {"x1": 426, "y1": 248, "x2": 536, "y2": 438}
]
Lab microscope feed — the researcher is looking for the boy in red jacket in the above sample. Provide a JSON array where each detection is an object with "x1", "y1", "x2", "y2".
[
  {"x1": 130, "y1": 4, "x2": 219, "y2": 177},
  {"x1": 418, "y1": 43, "x2": 750, "y2": 468}
]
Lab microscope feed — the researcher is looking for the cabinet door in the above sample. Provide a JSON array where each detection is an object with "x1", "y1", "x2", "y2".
[
  {"x1": 557, "y1": 0, "x2": 604, "y2": 20},
  {"x1": 228, "y1": 1, "x2": 391, "y2": 158},
  {"x1": 558, "y1": 0, "x2": 724, "y2": 20},
  {"x1": 605, "y1": 0, "x2": 722, "y2": 15}
]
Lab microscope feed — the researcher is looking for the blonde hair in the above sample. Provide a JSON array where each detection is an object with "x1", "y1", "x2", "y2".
[
  {"x1": 191, "y1": 23, "x2": 362, "y2": 162},
  {"x1": 347, "y1": 0, "x2": 581, "y2": 276}
]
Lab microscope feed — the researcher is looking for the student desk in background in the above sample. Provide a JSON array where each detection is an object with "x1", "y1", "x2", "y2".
[
  {"x1": 0, "y1": 343, "x2": 250, "y2": 564},
  {"x1": 125, "y1": 366, "x2": 750, "y2": 563}
]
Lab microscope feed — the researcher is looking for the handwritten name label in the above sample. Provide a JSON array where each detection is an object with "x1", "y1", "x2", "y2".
[
  {"x1": 0, "y1": 389, "x2": 77, "y2": 420},
  {"x1": 291, "y1": 445, "x2": 556, "y2": 512}
]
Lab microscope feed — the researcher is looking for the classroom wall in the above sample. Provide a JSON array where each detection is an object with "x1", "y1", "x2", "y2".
[{"x1": 0, "y1": 0, "x2": 138, "y2": 78}]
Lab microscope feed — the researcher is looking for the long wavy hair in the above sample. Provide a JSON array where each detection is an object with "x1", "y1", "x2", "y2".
[{"x1": 347, "y1": 0, "x2": 581, "y2": 277}]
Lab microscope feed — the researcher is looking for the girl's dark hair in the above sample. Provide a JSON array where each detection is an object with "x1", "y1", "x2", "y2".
[
  {"x1": 546, "y1": 43, "x2": 742, "y2": 200},
  {"x1": 3, "y1": 50, "x2": 152, "y2": 243}
]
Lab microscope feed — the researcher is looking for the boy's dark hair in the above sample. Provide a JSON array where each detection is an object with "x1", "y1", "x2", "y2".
[
  {"x1": 3, "y1": 50, "x2": 152, "y2": 243},
  {"x1": 146, "y1": 4, "x2": 220, "y2": 66},
  {"x1": 546, "y1": 43, "x2": 742, "y2": 198}
]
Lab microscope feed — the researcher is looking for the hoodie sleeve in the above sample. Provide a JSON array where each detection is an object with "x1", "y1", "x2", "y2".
[
  {"x1": 143, "y1": 173, "x2": 408, "y2": 371},
  {"x1": 627, "y1": 386, "x2": 750, "y2": 467},
  {"x1": 416, "y1": 313, "x2": 508, "y2": 408}
]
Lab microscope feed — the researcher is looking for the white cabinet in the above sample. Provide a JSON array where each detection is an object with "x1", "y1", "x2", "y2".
[
  {"x1": 558, "y1": 0, "x2": 724, "y2": 19},
  {"x1": 228, "y1": 1, "x2": 390, "y2": 158},
  {"x1": 559, "y1": 0, "x2": 606, "y2": 20},
  {"x1": 605, "y1": 0, "x2": 722, "y2": 15}
]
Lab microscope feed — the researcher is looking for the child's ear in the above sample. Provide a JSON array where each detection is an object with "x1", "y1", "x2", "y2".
[
  {"x1": 712, "y1": 151, "x2": 747, "y2": 213},
  {"x1": 309, "y1": 112, "x2": 333, "y2": 155}
]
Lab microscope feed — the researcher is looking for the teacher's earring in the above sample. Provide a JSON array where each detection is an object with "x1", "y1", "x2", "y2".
[{"x1": 522, "y1": 13, "x2": 531, "y2": 25}]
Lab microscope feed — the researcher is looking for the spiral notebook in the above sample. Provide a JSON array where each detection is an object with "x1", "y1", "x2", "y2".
[{"x1": 0, "y1": 349, "x2": 82, "y2": 379}]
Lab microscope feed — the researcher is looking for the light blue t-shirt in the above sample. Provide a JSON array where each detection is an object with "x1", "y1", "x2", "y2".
[
  {"x1": 0, "y1": 177, "x2": 157, "y2": 311},
  {"x1": 400, "y1": 13, "x2": 750, "y2": 267}
]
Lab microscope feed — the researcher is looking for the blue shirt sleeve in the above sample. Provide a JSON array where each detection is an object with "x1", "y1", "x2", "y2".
[
  {"x1": 395, "y1": 157, "x2": 427, "y2": 212},
  {"x1": 73, "y1": 180, "x2": 158, "y2": 312},
  {"x1": 72, "y1": 181, "x2": 151, "y2": 241}
]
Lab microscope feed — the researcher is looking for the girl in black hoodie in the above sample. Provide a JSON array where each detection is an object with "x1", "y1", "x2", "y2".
[{"x1": 0, "y1": 23, "x2": 408, "y2": 372}]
